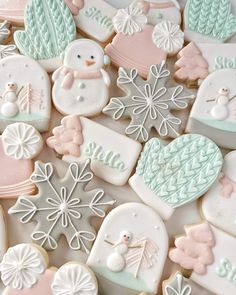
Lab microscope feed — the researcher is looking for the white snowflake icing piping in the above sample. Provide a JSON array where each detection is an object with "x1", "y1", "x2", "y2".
[
  {"x1": 0, "y1": 44, "x2": 17, "y2": 59},
  {"x1": 0, "y1": 20, "x2": 10, "y2": 43},
  {"x1": 113, "y1": 1, "x2": 147, "y2": 35},
  {"x1": 9, "y1": 159, "x2": 115, "y2": 253},
  {"x1": 165, "y1": 273, "x2": 192, "y2": 295},
  {"x1": 52, "y1": 263, "x2": 97, "y2": 295},
  {"x1": 152, "y1": 21, "x2": 184, "y2": 55},
  {"x1": 0, "y1": 244, "x2": 47, "y2": 290}
]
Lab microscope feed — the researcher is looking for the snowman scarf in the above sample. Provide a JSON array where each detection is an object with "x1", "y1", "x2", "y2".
[
  {"x1": 139, "y1": 0, "x2": 176, "y2": 14},
  {"x1": 61, "y1": 67, "x2": 102, "y2": 89},
  {"x1": 220, "y1": 174, "x2": 236, "y2": 198}
]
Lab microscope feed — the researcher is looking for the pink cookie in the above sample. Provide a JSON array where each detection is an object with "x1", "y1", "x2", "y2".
[{"x1": 0, "y1": 0, "x2": 28, "y2": 26}]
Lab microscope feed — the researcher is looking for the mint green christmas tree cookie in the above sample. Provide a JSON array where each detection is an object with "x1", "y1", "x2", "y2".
[
  {"x1": 184, "y1": 0, "x2": 236, "y2": 43},
  {"x1": 14, "y1": 0, "x2": 76, "y2": 72}
]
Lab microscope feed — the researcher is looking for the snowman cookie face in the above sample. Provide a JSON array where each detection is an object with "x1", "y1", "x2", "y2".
[
  {"x1": 186, "y1": 69, "x2": 236, "y2": 149},
  {"x1": 87, "y1": 203, "x2": 168, "y2": 295},
  {"x1": 52, "y1": 39, "x2": 110, "y2": 117}
]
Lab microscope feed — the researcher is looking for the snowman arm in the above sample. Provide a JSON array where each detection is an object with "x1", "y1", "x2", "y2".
[
  {"x1": 104, "y1": 239, "x2": 114, "y2": 246},
  {"x1": 17, "y1": 86, "x2": 24, "y2": 96},
  {"x1": 206, "y1": 98, "x2": 216, "y2": 102},
  {"x1": 229, "y1": 95, "x2": 236, "y2": 101},
  {"x1": 101, "y1": 69, "x2": 111, "y2": 87},
  {"x1": 129, "y1": 245, "x2": 142, "y2": 249}
]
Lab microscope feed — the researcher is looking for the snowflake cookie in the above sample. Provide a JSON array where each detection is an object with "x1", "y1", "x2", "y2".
[
  {"x1": 163, "y1": 272, "x2": 192, "y2": 295},
  {"x1": 9, "y1": 159, "x2": 115, "y2": 252},
  {"x1": 103, "y1": 61, "x2": 195, "y2": 142}
]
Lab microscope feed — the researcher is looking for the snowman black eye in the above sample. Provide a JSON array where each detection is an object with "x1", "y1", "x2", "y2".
[
  {"x1": 91, "y1": 55, "x2": 94, "y2": 59},
  {"x1": 77, "y1": 54, "x2": 81, "y2": 59},
  {"x1": 124, "y1": 235, "x2": 126, "y2": 237}
]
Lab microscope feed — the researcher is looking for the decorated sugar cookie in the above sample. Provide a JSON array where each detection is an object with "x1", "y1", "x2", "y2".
[
  {"x1": 0, "y1": 0, "x2": 28, "y2": 26},
  {"x1": 52, "y1": 39, "x2": 110, "y2": 117},
  {"x1": 0, "y1": 45, "x2": 18, "y2": 60},
  {"x1": 0, "y1": 206, "x2": 7, "y2": 261},
  {"x1": 186, "y1": 69, "x2": 236, "y2": 149},
  {"x1": 169, "y1": 223, "x2": 236, "y2": 295},
  {"x1": 0, "y1": 122, "x2": 43, "y2": 198},
  {"x1": 184, "y1": 0, "x2": 236, "y2": 43},
  {"x1": 0, "y1": 55, "x2": 51, "y2": 132},
  {"x1": 52, "y1": 263, "x2": 98, "y2": 295},
  {"x1": 47, "y1": 115, "x2": 142, "y2": 186},
  {"x1": 64, "y1": 0, "x2": 84, "y2": 15},
  {"x1": 202, "y1": 151, "x2": 236, "y2": 237},
  {"x1": 129, "y1": 134, "x2": 223, "y2": 220},
  {"x1": 9, "y1": 159, "x2": 115, "y2": 252},
  {"x1": 105, "y1": 2, "x2": 167, "y2": 78},
  {"x1": 0, "y1": 21, "x2": 11, "y2": 45},
  {"x1": 103, "y1": 61, "x2": 195, "y2": 143},
  {"x1": 72, "y1": 0, "x2": 117, "y2": 44},
  {"x1": 0, "y1": 243, "x2": 53, "y2": 291},
  {"x1": 14, "y1": 0, "x2": 76, "y2": 72},
  {"x1": 87, "y1": 203, "x2": 168, "y2": 295},
  {"x1": 138, "y1": 0, "x2": 181, "y2": 25}
]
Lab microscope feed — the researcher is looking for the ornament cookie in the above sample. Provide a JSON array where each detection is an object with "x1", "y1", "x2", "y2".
[
  {"x1": 103, "y1": 61, "x2": 194, "y2": 143},
  {"x1": 52, "y1": 262, "x2": 98, "y2": 295},
  {"x1": 138, "y1": 0, "x2": 181, "y2": 25},
  {"x1": 47, "y1": 115, "x2": 142, "y2": 186},
  {"x1": 184, "y1": 0, "x2": 236, "y2": 43},
  {"x1": 87, "y1": 203, "x2": 168, "y2": 295},
  {"x1": 186, "y1": 69, "x2": 236, "y2": 149},
  {"x1": 170, "y1": 223, "x2": 236, "y2": 295},
  {"x1": 105, "y1": 2, "x2": 167, "y2": 78},
  {"x1": 72, "y1": 0, "x2": 117, "y2": 44},
  {"x1": 129, "y1": 134, "x2": 223, "y2": 220},
  {"x1": 9, "y1": 159, "x2": 115, "y2": 252},
  {"x1": 202, "y1": 151, "x2": 236, "y2": 237},
  {"x1": 52, "y1": 39, "x2": 110, "y2": 117},
  {"x1": 0, "y1": 0, "x2": 28, "y2": 26},
  {"x1": 0, "y1": 55, "x2": 51, "y2": 132},
  {"x1": 0, "y1": 122, "x2": 43, "y2": 198},
  {"x1": 14, "y1": 0, "x2": 76, "y2": 72}
]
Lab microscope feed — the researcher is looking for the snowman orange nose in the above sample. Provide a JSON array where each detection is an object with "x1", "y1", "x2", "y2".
[{"x1": 85, "y1": 60, "x2": 95, "y2": 66}]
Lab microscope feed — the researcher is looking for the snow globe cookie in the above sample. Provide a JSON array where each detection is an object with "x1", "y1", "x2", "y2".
[
  {"x1": 0, "y1": 243, "x2": 56, "y2": 295},
  {"x1": 129, "y1": 134, "x2": 223, "y2": 220},
  {"x1": 47, "y1": 115, "x2": 142, "y2": 186},
  {"x1": 103, "y1": 61, "x2": 195, "y2": 143},
  {"x1": 87, "y1": 203, "x2": 168, "y2": 295},
  {"x1": 9, "y1": 159, "x2": 115, "y2": 252},
  {"x1": 0, "y1": 0, "x2": 28, "y2": 26},
  {"x1": 0, "y1": 122, "x2": 43, "y2": 198},
  {"x1": 186, "y1": 69, "x2": 236, "y2": 149},
  {"x1": 138, "y1": 0, "x2": 181, "y2": 26},
  {"x1": 184, "y1": 0, "x2": 236, "y2": 43},
  {"x1": 14, "y1": 0, "x2": 76, "y2": 72},
  {"x1": 202, "y1": 151, "x2": 236, "y2": 237},
  {"x1": 105, "y1": 2, "x2": 167, "y2": 78},
  {"x1": 52, "y1": 39, "x2": 111, "y2": 117},
  {"x1": 169, "y1": 222, "x2": 236, "y2": 295},
  {"x1": 0, "y1": 55, "x2": 51, "y2": 132},
  {"x1": 52, "y1": 262, "x2": 98, "y2": 295}
]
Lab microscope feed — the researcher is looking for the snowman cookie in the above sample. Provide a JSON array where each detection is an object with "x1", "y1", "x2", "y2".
[
  {"x1": 138, "y1": 0, "x2": 181, "y2": 26},
  {"x1": 0, "y1": 122, "x2": 43, "y2": 198},
  {"x1": 52, "y1": 39, "x2": 111, "y2": 117},
  {"x1": 186, "y1": 69, "x2": 236, "y2": 149},
  {"x1": 0, "y1": 55, "x2": 51, "y2": 132},
  {"x1": 87, "y1": 203, "x2": 168, "y2": 295}
]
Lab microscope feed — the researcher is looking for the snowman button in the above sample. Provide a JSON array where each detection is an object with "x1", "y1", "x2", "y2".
[
  {"x1": 78, "y1": 82, "x2": 85, "y2": 89},
  {"x1": 76, "y1": 96, "x2": 84, "y2": 102}
]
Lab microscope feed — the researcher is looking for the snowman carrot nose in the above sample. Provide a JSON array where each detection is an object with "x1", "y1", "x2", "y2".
[{"x1": 85, "y1": 60, "x2": 95, "y2": 66}]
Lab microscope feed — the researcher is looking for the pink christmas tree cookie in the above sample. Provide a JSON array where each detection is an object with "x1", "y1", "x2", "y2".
[
  {"x1": 169, "y1": 222, "x2": 215, "y2": 275},
  {"x1": 174, "y1": 42, "x2": 209, "y2": 88}
]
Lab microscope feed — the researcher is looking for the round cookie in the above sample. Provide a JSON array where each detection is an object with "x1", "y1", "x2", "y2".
[{"x1": 52, "y1": 39, "x2": 111, "y2": 117}]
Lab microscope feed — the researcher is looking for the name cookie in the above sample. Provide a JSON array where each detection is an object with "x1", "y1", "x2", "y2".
[
  {"x1": 52, "y1": 39, "x2": 111, "y2": 117},
  {"x1": 47, "y1": 115, "x2": 142, "y2": 186}
]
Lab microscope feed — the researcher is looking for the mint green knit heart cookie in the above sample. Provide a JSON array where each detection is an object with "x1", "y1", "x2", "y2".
[{"x1": 135, "y1": 134, "x2": 223, "y2": 208}]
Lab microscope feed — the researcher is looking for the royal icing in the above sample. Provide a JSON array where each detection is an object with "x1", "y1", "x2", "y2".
[
  {"x1": 47, "y1": 116, "x2": 141, "y2": 186},
  {"x1": 0, "y1": 206, "x2": 7, "y2": 261},
  {"x1": 0, "y1": 21, "x2": 11, "y2": 44},
  {"x1": 0, "y1": 45, "x2": 18, "y2": 59},
  {"x1": 138, "y1": 0, "x2": 181, "y2": 25},
  {"x1": 52, "y1": 39, "x2": 110, "y2": 117},
  {"x1": 129, "y1": 135, "x2": 223, "y2": 220},
  {"x1": 163, "y1": 272, "x2": 192, "y2": 295},
  {"x1": 9, "y1": 160, "x2": 115, "y2": 252},
  {"x1": 52, "y1": 263, "x2": 98, "y2": 295},
  {"x1": 202, "y1": 151, "x2": 236, "y2": 237},
  {"x1": 73, "y1": 0, "x2": 117, "y2": 43},
  {"x1": 184, "y1": 0, "x2": 236, "y2": 43},
  {"x1": 0, "y1": 0, "x2": 27, "y2": 25},
  {"x1": 14, "y1": 0, "x2": 76, "y2": 72},
  {"x1": 152, "y1": 20, "x2": 184, "y2": 56},
  {"x1": 186, "y1": 69, "x2": 236, "y2": 149},
  {"x1": 64, "y1": 0, "x2": 84, "y2": 15},
  {"x1": 87, "y1": 203, "x2": 168, "y2": 295},
  {"x1": 0, "y1": 244, "x2": 48, "y2": 290},
  {"x1": 0, "y1": 55, "x2": 51, "y2": 132},
  {"x1": 104, "y1": 61, "x2": 194, "y2": 143}
]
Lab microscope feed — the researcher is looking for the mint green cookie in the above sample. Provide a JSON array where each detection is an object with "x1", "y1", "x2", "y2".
[
  {"x1": 184, "y1": 0, "x2": 236, "y2": 42},
  {"x1": 14, "y1": 0, "x2": 76, "y2": 71}
]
